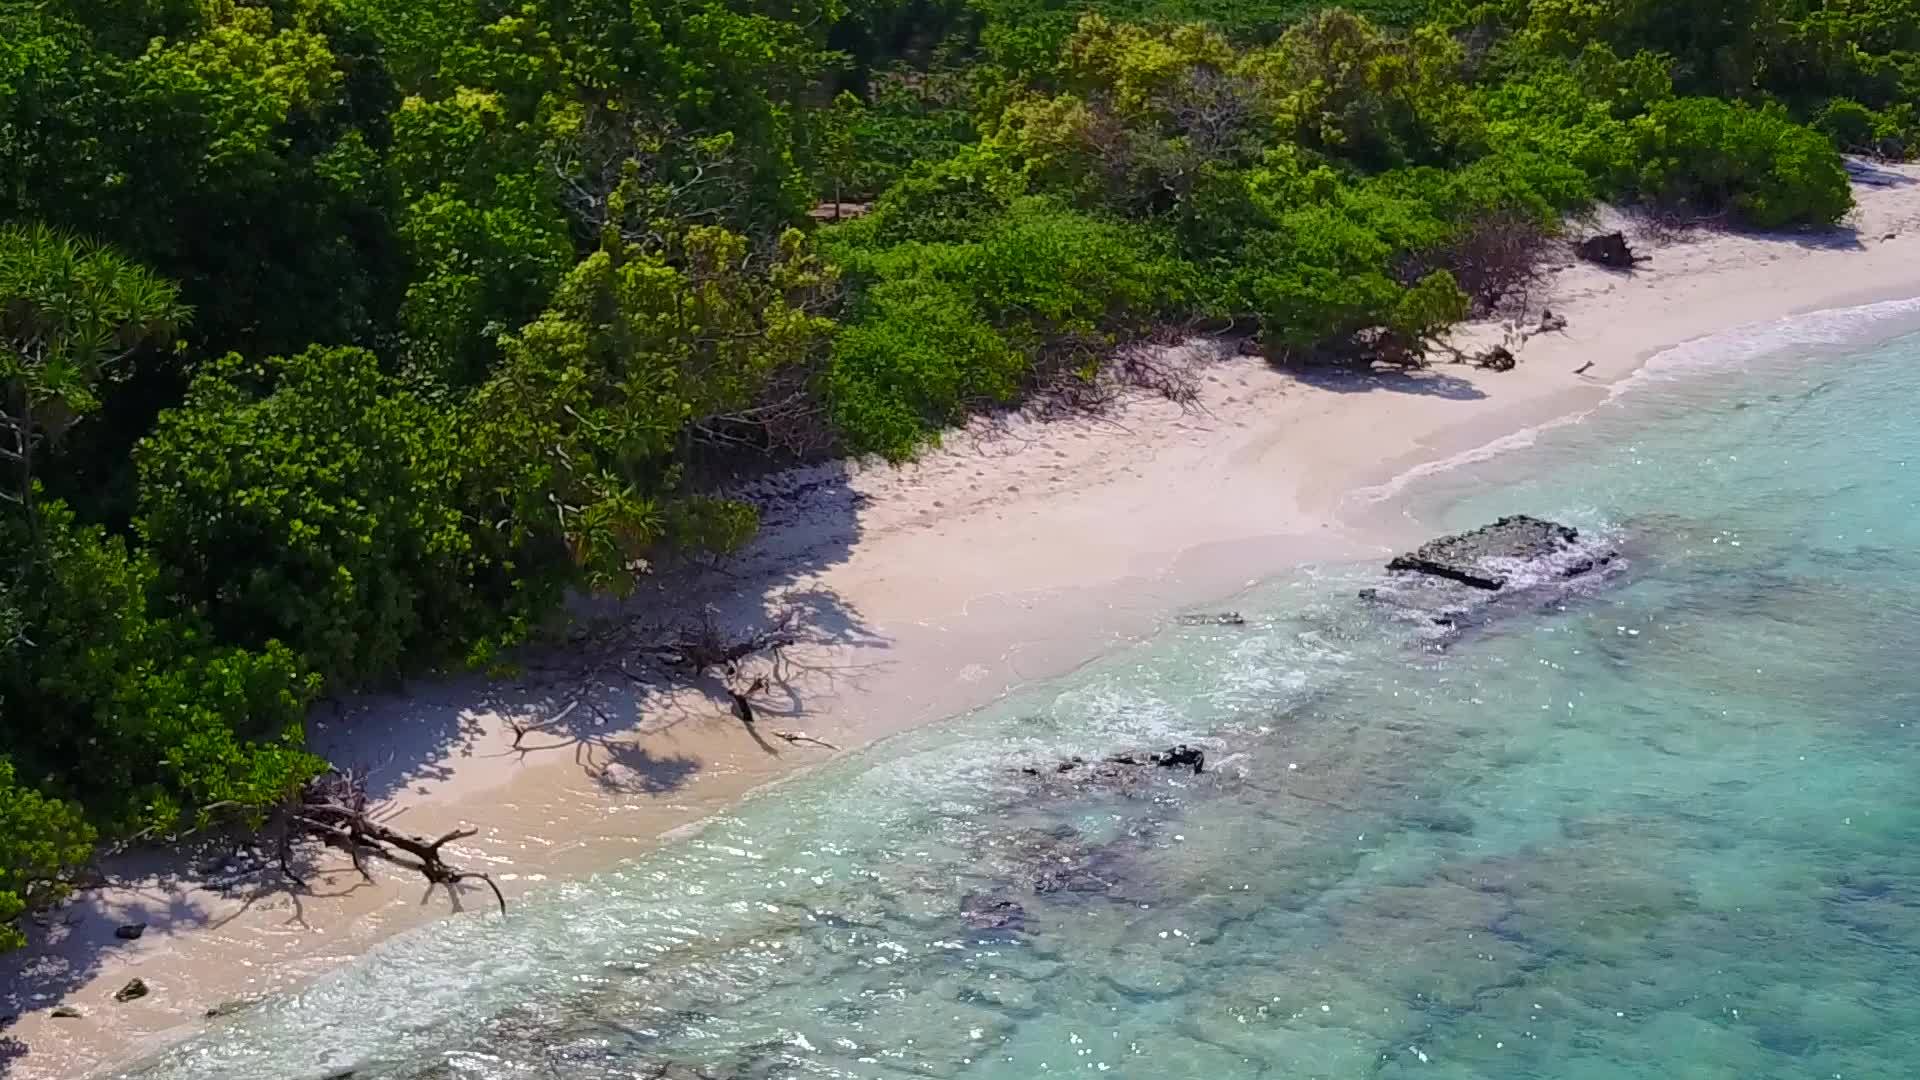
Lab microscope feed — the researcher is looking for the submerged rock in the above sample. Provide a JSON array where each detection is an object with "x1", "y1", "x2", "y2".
[
  {"x1": 960, "y1": 893, "x2": 1027, "y2": 931},
  {"x1": 204, "y1": 996, "x2": 263, "y2": 1019},
  {"x1": 1019, "y1": 745, "x2": 1208, "y2": 793},
  {"x1": 1178, "y1": 611, "x2": 1247, "y2": 626},
  {"x1": 1386, "y1": 515, "x2": 1582, "y2": 590}
]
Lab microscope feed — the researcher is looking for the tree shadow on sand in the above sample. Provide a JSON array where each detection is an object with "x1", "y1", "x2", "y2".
[
  {"x1": 0, "y1": 831, "x2": 391, "y2": 1076},
  {"x1": 1283, "y1": 364, "x2": 1489, "y2": 401},
  {"x1": 3, "y1": 462, "x2": 889, "y2": 1052}
]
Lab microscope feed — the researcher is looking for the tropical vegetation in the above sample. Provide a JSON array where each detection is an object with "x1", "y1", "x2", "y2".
[{"x1": 0, "y1": 0, "x2": 1906, "y2": 942}]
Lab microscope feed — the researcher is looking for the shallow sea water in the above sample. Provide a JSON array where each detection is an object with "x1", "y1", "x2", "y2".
[{"x1": 118, "y1": 310, "x2": 1920, "y2": 1080}]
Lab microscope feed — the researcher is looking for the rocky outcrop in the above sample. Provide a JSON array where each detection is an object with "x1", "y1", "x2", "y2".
[
  {"x1": 1364, "y1": 516, "x2": 1624, "y2": 641},
  {"x1": 1017, "y1": 745, "x2": 1210, "y2": 802},
  {"x1": 1386, "y1": 515, "x2": 1585, "y2": 590}
]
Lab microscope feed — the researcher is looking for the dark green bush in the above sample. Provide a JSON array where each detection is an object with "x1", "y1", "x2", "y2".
[
  {"x1": 1624, "y1": 98, "x2": 1853, "y2": 227},
  {"x1": 828, "y1": 199, "x2": 1188, "y2": 457},
  {"x1": 0, "y1": 503, "x2": 321, "y2": 833},
  {"x1": 135, "y1": 346, "x2": 489, "y2": 686}
]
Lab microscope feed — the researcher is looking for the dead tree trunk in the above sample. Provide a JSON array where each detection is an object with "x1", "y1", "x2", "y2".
[{"x1": 285, "y1": 769, "x2": 507, "y2": 914}]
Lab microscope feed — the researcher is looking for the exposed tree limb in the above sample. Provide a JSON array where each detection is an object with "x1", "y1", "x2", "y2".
[{"x1": 284, "y1": 770, "x2": 507, "y2": 915}]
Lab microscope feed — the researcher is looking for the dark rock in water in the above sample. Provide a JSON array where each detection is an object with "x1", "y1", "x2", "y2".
[
  {"x1": 1576, "y1": 231, "x2": 1644, "y2": 269},
  {"x1": 1178, "y1": 611, "x2": 1246, "y2": 626},
  {"x1": 114, "y1": 923, "x2": 146, "y2": 940},
  {"x1": 1102, "y1": 745, "x2": 1205, "y2": 774},
  {"x1": 1022, "y1": 745, "x2": 1208, "y2": 794},
  {"x1": 987, "y1": 826, "x2": 1117, "y2": 896},
  {"x1": 961, "y1": 893, "x2": 1028, "y2": 931},
  {"x1": 1152, "y1": 745, "x2": 1206, "y2": 774},
  {"x1": 114, "y1": 978, "x2": 149, "y2": 1003},
  {"x1": 1559, "y1": 552, "x2": 1615, "y2": 578},
  {"x1": 204, "y1": 996, "x2": 263, "y2": 1019},
  {"x1": 1387, "y1": 515, "x2": 1582, "y2": 590},
  {"x1": 50, "y1": 1005, "x2": 82, "y2": 1019}
]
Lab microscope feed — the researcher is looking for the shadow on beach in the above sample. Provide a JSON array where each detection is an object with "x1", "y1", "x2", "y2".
[
  {"x1": 0, "y1": 461, "x2": 889, "y2": 1071},
  {"x1": 1282, "y1": 364, "x2": 1490, "y2": 401}
]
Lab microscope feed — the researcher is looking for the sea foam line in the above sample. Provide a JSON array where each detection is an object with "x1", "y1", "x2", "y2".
[{"x1": 1351, "y1": 293, "x2": 1920, "y2": 507}]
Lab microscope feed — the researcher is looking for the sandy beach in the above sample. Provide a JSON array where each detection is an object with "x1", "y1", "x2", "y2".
[{"x1": 11, "y1": 160, "x2": 1920, "y2": 1078}]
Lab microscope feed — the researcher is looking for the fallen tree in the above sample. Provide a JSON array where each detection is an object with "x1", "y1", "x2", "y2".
[{"x1": 281, "y1": 769, "x2": 507, "y2": 914}]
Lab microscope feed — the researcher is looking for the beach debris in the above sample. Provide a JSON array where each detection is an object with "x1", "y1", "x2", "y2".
[
  {"x1": 50, "y1": 1005, "x2": 81, "y2": 1018},
  {"x1": 506, "y1": 697, "x2": 608, "y2": 749},
  {"x1": 1575, "y1": 231, "x2": 1646, "y2": 270},
  {"x1": 114, "y1": 922, "x2": 146, "y2": 941},
  {"x1": 769, "y1": 729, "x2": 840, "y2": 751},
  {"x1": 281, "y1": 768, "x2": 508, "y2": 915},
  {"x1": 1471, "y1": 345, "x2": 1517, "y2": 372},
  {"x1": 1386, "y1": 515, "x2": 1584, "y2": 591},
  {"x1": 113, "y1": 978, "x2": 149, "y2": 1003},
  {"x1": 1538, "y1": 308, "x2": 1568, "y2": 334},
  {"x1": 1178, "y1": 612, "x2": 1247, "y2": 626},
  {"x1": 728, "y1": 687, "x2": 756, "y2": 725},
  {"x1": 648, "y1": 607, "x2": 797, "y2": 678},
  {"x1": 1573, "y1": 360, "x2": 1596, "y2": 375}
]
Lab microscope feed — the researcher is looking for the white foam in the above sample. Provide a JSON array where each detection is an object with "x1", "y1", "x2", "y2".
[
  {"x1": 1352, "y1": 294, "x2": 1920, "y2": 507},
  {"x1": 1615, "y1": 293, "x2": 1920, "y2": 396}
]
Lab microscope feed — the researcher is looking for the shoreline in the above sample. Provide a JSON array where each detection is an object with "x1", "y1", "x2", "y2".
[{"x1": 13, "y1": 162, "x2": 1920, "y2": 1078}]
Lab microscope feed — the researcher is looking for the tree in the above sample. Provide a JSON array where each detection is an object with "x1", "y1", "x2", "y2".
[
  {"x1": 0, "y1": 759, "x2": 94, "y2": 951},
  {"x1": 0, "y1": 225, "x2": 187, "y2": 529},
  {"x1": 467, "y1": 227, "x2": 837, "y2": 592},
  {"x1": 136, "y1": 346, "x2": 496, "y2": 686},
  {"x1": 0, "y1": 501, "x2": 321, "y2": 834}
]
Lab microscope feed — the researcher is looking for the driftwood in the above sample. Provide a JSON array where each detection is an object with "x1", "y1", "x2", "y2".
[
  {"x1": 1471, "y1": 345, "x2": 1517, "y2": 372},
  {"x1": 649, "y1": 608, "x2": 797, "y2": 677},
  {"x1": 768, "y1": 729, "x2": 840, "y2": 750},
  {"x1": 284, "y1": 769, "x2": 507, "y2": 914}
]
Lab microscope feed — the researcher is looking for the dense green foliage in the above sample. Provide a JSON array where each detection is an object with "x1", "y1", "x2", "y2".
[{"x1": 0, "y1": 0, "x2": 1905, "y2": 942}]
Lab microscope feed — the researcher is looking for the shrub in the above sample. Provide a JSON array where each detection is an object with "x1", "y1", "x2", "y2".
[
  {"x1": 830, "y1": 277, "x2": 1022, "y2": 460},
  {"x1": 1814, "y1": 97, "x2": 1912, "y2": 157},
  {"x1": 1625, "y1": 97, "x2": 1852, "y2": 227},
  {"x1": 1237, "y1": 199, "x2": 1469, "y2": 365},
  {"x1": 135, "y1": 346, "x2": 488, "y2": 686},
  {"x1": 0, "y1": 503, "x2": 321, "y2": 833},
  {"x1": 0, "y1": 759, "x2": 94, "y2": 950},
  {"x1": 827, "y1": 199, "x2": 1188, "y2": 457}
]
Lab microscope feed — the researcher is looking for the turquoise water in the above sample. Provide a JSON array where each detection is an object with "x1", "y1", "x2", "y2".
[{"x1": 117, "y1": 308, "x2": 1920, "y2": 1080}]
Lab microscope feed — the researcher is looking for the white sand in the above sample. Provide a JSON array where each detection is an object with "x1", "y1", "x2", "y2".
[{"x1": 13, "y1": 160, "x2": 1920, "y2": 1077}]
